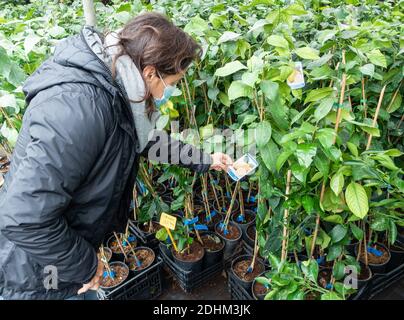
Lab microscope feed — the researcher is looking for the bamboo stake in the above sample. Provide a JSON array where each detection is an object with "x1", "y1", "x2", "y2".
[
  {"x1": 208, "y1": 173, "x2": 222, "y2": 212},
  {"x1": 113, "y1": 232, "x2": 128, "y2": 261},
  {"x1": 223, "y1": 181, "x2": 240, "y2": 228},
  {"x1": 281, "y1": 170, "x2": 292, "y2": 262},
  {"x1": 311, "y1": 51, "x2": 346, "y2": 257},
  {"x1": 366, "y1": 85, "x2": 387, "y2": 150},
  {"x1": 248, "y1": 230, "x2": 259, "y2": 273}
]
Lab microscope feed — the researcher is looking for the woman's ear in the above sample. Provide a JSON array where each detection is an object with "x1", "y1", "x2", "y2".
[{"x1": 143, "y1": 65, "x2": 156, "y2": 83}]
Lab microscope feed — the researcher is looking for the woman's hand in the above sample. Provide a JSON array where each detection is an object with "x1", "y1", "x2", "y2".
[
  {"x1": 210, "y1": 153, "x2": 233, "y2": 172},
  {"x1": 77, "y1": 258, "x2": 104, "y2": 295}
]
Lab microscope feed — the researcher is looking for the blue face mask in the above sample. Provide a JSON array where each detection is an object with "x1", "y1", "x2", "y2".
[{"x1": 154, "y1": 72, "x2": 176, "y2": 108}]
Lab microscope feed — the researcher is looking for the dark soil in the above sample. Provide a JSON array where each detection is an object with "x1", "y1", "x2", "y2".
[
  {"x1": 100, "y1": 264, "x2": 129, "y2": 288},
  {"x1": 109, "y1": 236, "x2": 136, "y2": 255},
  {"x1": 173, "y1": 241, "x2": 204, "y2": 262},
  {"x1": 231, "y1": 211, "x2": 255, "y2": 224},
  {"x1": 359, "y1": 244, "x2": 390, "y2": 265},
  {"x1": 201, "y1": 234, "x2": 224, "y2": 252},
  {"x1": 216, "y1": 223, "x2": 241, "y2": 240},
  {"x1": 128, "y1": 248, "x2": 155, "y2": 271},
  {"x1": 139, "y1": 221, "x2": 162, "y2": 234},
  {"x1": 233, "y1": 259, "x2": 265, "y2": 282}
]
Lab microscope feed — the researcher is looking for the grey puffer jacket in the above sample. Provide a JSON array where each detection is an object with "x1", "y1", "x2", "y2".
[{"x1": 0, "y1": 27, "x2": 211, "y2": 300}]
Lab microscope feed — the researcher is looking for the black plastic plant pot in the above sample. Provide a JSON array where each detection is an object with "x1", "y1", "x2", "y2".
[
  {"x1": 354, "y1": 242, "x2": 391, "y2": 275},
  {"x1": 385, "y1": 241, "x2": 404, "y2": 272},
  {"x1": 230, "y1": 210, "x2": 256, "y2": 235},
  {"x1": 398, "y1": 227, "x2": 404, "y2": 244},
  {"x1": 357, "y1": 264, "x2": 373, "y2": 290},
  {"x1": 252, "y1": 271, "x2": 269, "y2": 300},
  {"x1": 171, "y1": 242, "x2": 205, "y2": 273},
  {"x1": 243, "y1": 224, "x2": 256, "y2": 248},
  {"x1": 100, "y1": 261, "x2": 130, "y2": 291},
  {"x1": 106, "y1": 234, "x2": 136, "y2": 262},
  {"x1": 127, "y1": 246, "x2": 156, "y2": 276},
  {"x1": 231, "y1": 254, "x2": 266, "y2": 291},
  {"x1": 200, "y1": 231, "x2": 225, "y2": 267},
  {"x1": 214, "y1": 221, "x2": 242, "y2": 260},
  {"x1": 159, "y1": 239, "x2": 173, "y2": 260}
]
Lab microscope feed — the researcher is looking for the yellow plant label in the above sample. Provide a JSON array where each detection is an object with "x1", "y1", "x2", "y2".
[{"x1": 159, "y1": 212, "x2": 177, "y2": 230}]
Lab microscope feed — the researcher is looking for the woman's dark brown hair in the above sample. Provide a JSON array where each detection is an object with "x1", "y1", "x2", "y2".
[{"x1": 110, "y1": 12, "x2": 202, "y2": 116}]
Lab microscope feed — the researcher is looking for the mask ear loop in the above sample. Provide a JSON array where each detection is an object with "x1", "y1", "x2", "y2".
[{"x1": 157, "y1": 70, "x2": 168, "y2": 88}]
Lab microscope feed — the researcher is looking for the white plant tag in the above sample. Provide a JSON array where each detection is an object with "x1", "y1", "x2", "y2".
[
  {"x1": 287, "y1": 61, "x2": 305, "y2": 89},
  {"x1": 227, "y1": 153, "x2": 258, "y2": 181}
]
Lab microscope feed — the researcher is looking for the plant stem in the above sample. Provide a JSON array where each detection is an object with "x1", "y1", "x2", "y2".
[{"x1": 281, "y1": 169, "x2": 292, "y2": 262}]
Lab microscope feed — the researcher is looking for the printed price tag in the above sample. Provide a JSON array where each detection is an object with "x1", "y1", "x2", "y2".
[{"x1": 159, "y1": 212, "x2": 177, "y2": 230}]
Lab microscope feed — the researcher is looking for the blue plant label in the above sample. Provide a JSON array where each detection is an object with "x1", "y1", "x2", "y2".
[
  {"x1": 367, "y1": 246, "x2": 383, "y2": 257},
  {"x1": 249, "y1": 196, "x2": 256, "y2": 203},
  {"x1": 184, "y1": 217, "x2": 199, "y2": 226},
  {"x1": 103, "y1": 270, "x2": 116, "y2": 279},
  {"x1": 194, "y1": 224, "x2": 208, "y2": 231},
  {"x1": 325, "y1": 283, "x2": 333, "y2": 290},
  {"x1": 246, "y1": 266, "x2": 253, "y2": 273},
  {"x1": 316, "y1": 256, "x2": 325, "y2": 265},
  {"x1": 128, "y1": 236, "x2": 136, "y2": 242},
  {"x1": 122, "y1": 240, "x2": 128, "y2": 247},
  {"x1": 236, "y1": 214, "x2": 244, "y2": 222}
]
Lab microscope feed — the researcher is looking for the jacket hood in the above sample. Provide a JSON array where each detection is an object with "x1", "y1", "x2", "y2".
[{"x1": 23, "y1": 26, "x2": 119, "y2": 104}]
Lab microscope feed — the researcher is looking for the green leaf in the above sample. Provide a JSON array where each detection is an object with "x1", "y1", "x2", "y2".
[
  {"x1": 228, "y1": 81, "x2": 253, "y2": 100},
  {"x1": 359, "y1": 64, "x2": 375, "y2": 77},
  {"x1": 321, "y1": 292, "x2": 343, "y2": 300},
  {"x1": 301, "y1": 259, "x2": 318, "y2": 283},
  {"x1": 304, "y1": 88, "x2": 334, "y2": 104},
  {"x1": 218, "y1": 31, "x2": 241, "y2": 44},
  {"x1": 215, "y1": 61, "x2": 248, "y2": 77},
  {"x1": 314, "y1": 98, "x2": 334, "y2": 122},
  {"x1": 295, "y1": 47, "x2": 320, "y2": 60},
  {"x1": 296, "y1": 144, "x2": 317, "y2": 168},
  {"x1": 330, "y1": 225, "x2": 347, "y2": 243},
  {"x1": 260, "y1": 140, "x2": 279, "y2": 173},
  {"x1": 256, "y1": 121, "x2": 272, "y2": 148},
  {"x1": 347, "y1": 142, "x2": 358, "y2": 157},
  {"x1": 366, "y1": 49, "x2": 387, "y2": 68},
  {"x1": 386, "y1": 92, "x2": 402, "y2": 113},
  {"x1": 327, "y1": 244, "x2": 342, "y2": 261},
  {"x1": 350, "y1": 223, "x2": 364, "y2": 241},
  {"x1": 276, "y1": 150, "x2": 293, "y2": 172},
  {"x1": 323, "y1": 215, "x2": 343, "y2": 224},
  {"x1": 260, "y1": 80, "x2": 279, "y2": 101},
  {"x1": 345, "y1": 182, "x2": 369, "y2": 219},
  {"x1": 330, "y1": 172, "x2": 344, "y2": 196},
  {"x1": 267, "y1": 35, "x2": 289, "y2": 48}
]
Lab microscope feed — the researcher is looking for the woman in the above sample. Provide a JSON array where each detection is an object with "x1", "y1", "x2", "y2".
[{"x1": 0, "y1": 12, "x2": 232, "y2": 299}]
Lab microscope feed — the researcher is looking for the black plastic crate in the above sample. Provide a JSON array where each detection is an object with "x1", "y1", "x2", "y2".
[
  {"x1": 97, "y1": 256, "x2": 163, "y2": 300},
  {"x1": 159, "y1": 243, "x2": 225, "y2": 293},
  {"x1": 227, "y1": 269, "x2": 254, "y2": 300},
  {"x1": 367, "y1": 262, "x2": 404, "y2": 299}
]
